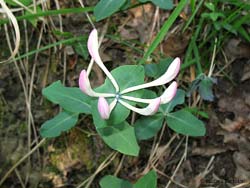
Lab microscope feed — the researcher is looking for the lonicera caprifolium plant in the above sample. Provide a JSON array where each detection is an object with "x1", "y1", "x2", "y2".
[{"x1": 40, "y1": 29, "x2": 205, "y2": 187}]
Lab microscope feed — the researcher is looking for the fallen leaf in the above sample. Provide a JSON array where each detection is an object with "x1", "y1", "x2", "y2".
[
  {"x1": 163, "y1": 30, "x2": 192, "y2": 57},
  {"x1": 224, "y1": 38, "x2": 250, "y2": 60},
  {"x1": 220, "y1": 117, "x2": 245, "y2": 132}
]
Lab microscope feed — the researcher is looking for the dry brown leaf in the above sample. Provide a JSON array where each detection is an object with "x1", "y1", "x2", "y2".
[
  {"x1": 220, "y1": 117, "x2": 245, "y2": 132},
  {"x1": 218, "y1": 97, "x2": 250, "y2": 119},
  {"x1": 219, "y1": 131, "x2": 250, "y2": 154},
  {"x1": 224, "y1": 38, "x2": 250, "y2": 60},
  {"x1": 163, "y1": 30, "x2": 191, "y2": 57},
  {"x1": 129, "y1": 2, "x2": 153, "y2": 18}
]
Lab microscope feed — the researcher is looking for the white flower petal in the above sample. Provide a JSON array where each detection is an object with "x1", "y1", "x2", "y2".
[
  {"x1": 87, "y1": 29, "x2": 119, "y2": 92},
  {"x1": 109, "y1": 98, "x2": 118, "y2": 112},
  {"x1": 160, "y1": 81, "x2": 178, "y2": 104},
  {"x1": 121, "y1": 95, "x2": 153, "y2": 104},
  {"x1": 79, "y1": 70, "x2": 115, "y2": 97},
  {"x1": 121, "y1": 81, "x2": 178, "y2": 104},
  {"x1": 121, "y1": 57, "x2": 180, "y2": 94},
  {"x1": 98, "y1": 97, "x2": 110, "y2": 119},
  {"x1": 118, "y1": 98, "x2": 161, "y2": 116}
]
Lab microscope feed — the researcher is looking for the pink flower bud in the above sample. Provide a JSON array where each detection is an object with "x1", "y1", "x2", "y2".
[
  {"x1": 98, "y1": 97, "x2": 110, "y2": 119},
  {"x1": 79, "y1": 70, "x2": 89, "y2": 94}
]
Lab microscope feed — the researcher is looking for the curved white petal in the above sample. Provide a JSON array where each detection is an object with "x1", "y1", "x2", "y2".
[
  {"x1": 98, "y1": 97, "x2": 110, "y2": 119},
  {"x1": 121, "y1": 81, "x2": 178, "y2": 104},
  {"x1": 118, "y1": 98, "x2": 161, "y2": 116},
  {"x1": 88, "y1": 29, "x2": 119, "y2": 92},
  {"x1": 160, "y1": 81, "x2": 178, "y2": 104},
  {"x1": 121, "y1": 57, "x2": 180, "y2": 94},
  {"x1": 120, "y1": 95, "x2": 153, "y2": 104},
  {"x1": 79, "y1": 70, "x2": 115, "y2": 97},
  {"x1": 109, "y1": 98, "x2": 118, "y2": 113}
]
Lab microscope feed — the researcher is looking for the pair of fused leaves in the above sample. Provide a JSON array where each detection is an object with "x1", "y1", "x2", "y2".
[
  {"x1": 41, "y1": 64, "x2": 205, "y2": 156},
  {"x1": 135, "y1": 88, "x2": 206, "y2": 141},
  {"x1": 100, "y1": 170, "x2": 157, "y2": 188},
  {"x1": 41, "y1": 65, "x2": 144, "y2": 156},
  {"x1": 135, "y1": 59, "x2": 206, "y2": 140},
  {"x1": 94, "y1": 0, "x2": 173, "y2": 21}
]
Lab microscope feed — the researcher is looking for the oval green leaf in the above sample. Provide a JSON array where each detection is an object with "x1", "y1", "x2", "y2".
[
  {"x1": 152, "y1": 0, "x2": 173, "y2": 10},
  {"x1": 40, "y1": 111, "x2": 78, "y2": 138},
  {"x1": 42, "y1": 81, "x2": 91, "y2": 114},
  {"x1": 166, "y1": 109, "x2": 206, "y2": 136},
  {"x1": 94, "y1": 0, "x2": 126, "y2": 21},
  {"x1": 100, "y1": 175, "x2": 133, "y2": 188},
  {"x1": 134, "y1": 170, "x2": 157, "y2": 188},
  {"x1": 160, "y1": 89, "x2": 185, "y2": 114},
  {"x1": 97, "y1": 121, "x2": 140, "y2": 156},
  {"x1": 135, "y1": 115, "x2": 164, "y2": 140}
]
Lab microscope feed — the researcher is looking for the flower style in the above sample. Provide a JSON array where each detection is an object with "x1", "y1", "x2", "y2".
[{"x1": 79, "y1": 29, "x2": 180, "y2": 119}]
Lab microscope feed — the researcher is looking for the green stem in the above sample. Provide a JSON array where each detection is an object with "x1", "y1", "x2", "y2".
[
  {"x1": 0, "y1": 7, "x2": 94, "y2": 25},
  {"x1": 3, "y1": 36, "x2": 87, "y2": 64}
]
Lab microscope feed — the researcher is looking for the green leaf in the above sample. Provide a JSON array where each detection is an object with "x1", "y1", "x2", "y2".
[
  {"x1": 166, "y1": 109, "x2": 206, "y2": 136},
  {"x1": 138, "y1": 0, "x2": 173, "y2": 9},
  {"x1": 52, "y1": 30, "x2": 74, "y2": 38},
  {"x1": 24, "y1": 6, "x2": 42, "y2": 27},
  {"x1": 93, "y1": 65, "x2": 145, "y2": 126},
  {"x1": 73, "y1": 38, "x2": 89, "y2": 60},
  {"x1": 184, "y1": 107, "x2": 209, "y2": 119},
  {"x1": 204, "y1": 2, "x2": 215, "y2": 11},
  {"x1": 40, "y1": 111, "x2": 78, "y2": 138},
  {"x1": 198, "y1": 77, "x2": 215, "y2": 101},
  {"x1": 99, "y1": 175, "x2": 133, "y2": 188},
  {"x1": 94, "y1": 0, "x2": 126, "y2": 21},
  {"x1": 42, "y1": 81, "x2": 92, "y2": 114},
  {"x1": 144, "y1": 63, "x2": 159, "y2": 78},
  {"x1": 160, "y1": 89, "x2": 185, "y2": 113},
  {"x1": 97, "y1": 121, "x2": 140, "y2": 156},
  {"x1": 145, "y1": 58, "x2": 173, "y2": 78},
  {"x1": 5, "y1": 0, "x2": 32, "y2": 6},
  {"x1": 151, "y1": 0, "x2": 173, "y2": 10},
  {"x1": 135, "y1": 115, "x2": 164, "y2": 140},
  {"x1": 134, "y1": 170, "x2": 157, "y2": 188}
]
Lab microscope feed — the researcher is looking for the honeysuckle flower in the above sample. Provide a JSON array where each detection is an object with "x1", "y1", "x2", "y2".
[{"x1": 79, "y1": 29, "x2": 180, "y2": 119}]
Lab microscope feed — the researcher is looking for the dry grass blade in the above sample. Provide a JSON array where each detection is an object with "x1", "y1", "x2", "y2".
[{"x1": 0, "y1": 0, "x2": 20, "y2": 63}]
